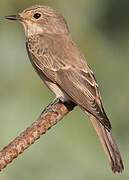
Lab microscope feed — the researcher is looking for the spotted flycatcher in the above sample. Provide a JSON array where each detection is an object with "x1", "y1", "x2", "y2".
[{"x1": 6, "y1": 5, "x2": 124, "y2": 173}]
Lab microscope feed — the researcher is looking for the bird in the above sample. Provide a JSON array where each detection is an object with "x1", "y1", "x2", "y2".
[{"x1": 5, "y1": 5, "x2": 124, "y2": 173}]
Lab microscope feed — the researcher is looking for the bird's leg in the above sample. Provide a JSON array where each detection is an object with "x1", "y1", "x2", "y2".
[
  {"x1": 42, "y1": 97, "x2": 59, "y2": 113},
  {"x1": 47, "y1": 97, "x2": 59, "y2": 107}
]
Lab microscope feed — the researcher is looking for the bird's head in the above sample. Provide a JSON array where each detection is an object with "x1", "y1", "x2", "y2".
[{"x1": 6, "y1": 5, "x2": 69, "y2": 38}]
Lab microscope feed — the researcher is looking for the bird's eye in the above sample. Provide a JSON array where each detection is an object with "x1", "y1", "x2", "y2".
[{"x1": 33, "y1": 13, "x2": 41, "y2": 19}]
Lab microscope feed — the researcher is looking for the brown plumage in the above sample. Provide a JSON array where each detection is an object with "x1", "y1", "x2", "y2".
[{"x1": 6, "y1": 5, "x2": 124, "y2": 173}]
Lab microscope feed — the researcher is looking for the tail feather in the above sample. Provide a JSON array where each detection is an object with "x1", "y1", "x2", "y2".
[{"x1": 90, "y1": 115, "x2": 124, "y2": 173}]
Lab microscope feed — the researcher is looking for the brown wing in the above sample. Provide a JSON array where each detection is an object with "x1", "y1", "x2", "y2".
[
  {"x1": 26, "y1": 33, "x2": 111, "y2": 131},
  {"x1": 55, "y1": 66, "x2": 111, "y2": 130}
]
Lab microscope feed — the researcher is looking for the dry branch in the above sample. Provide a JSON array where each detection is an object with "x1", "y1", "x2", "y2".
[{"x1": 0, "y1": 102, "x2": 75, "y2": 171}]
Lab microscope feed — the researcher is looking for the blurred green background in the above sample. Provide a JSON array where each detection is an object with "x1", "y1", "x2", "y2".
[{"x1": 0, "y1": 0, "x2": 129, "y2": 179}]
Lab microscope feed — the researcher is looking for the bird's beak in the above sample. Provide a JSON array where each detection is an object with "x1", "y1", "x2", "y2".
[{"x1": 5, "y1": 14, "x2": 22, "y2": 21}]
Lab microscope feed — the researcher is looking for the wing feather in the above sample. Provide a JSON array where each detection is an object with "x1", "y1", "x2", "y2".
[{"x1": 56, "y1": 67, "x2": 111, "y2": 130}]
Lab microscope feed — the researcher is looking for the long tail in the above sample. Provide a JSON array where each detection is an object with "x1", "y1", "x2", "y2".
[{"x1": 90, "y1": 115, "x2": 124, "y2": 173}]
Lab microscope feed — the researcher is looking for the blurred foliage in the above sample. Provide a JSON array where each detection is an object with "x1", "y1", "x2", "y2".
[{"x1": 0, "y1": 0, "x2": 129, "y2": 179}]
